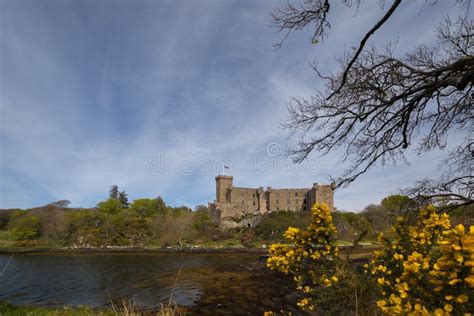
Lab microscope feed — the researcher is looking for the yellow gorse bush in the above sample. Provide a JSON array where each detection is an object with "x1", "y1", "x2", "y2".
[
  {"x1": 267, "y1": 203, "x2": 340, "y2": 311},
  {"x1": 266, "y1": 203, "x2": 473, "y2": 315},
  {"x1": 365, "y1": 206, "x2": 474, "y2": 315}
]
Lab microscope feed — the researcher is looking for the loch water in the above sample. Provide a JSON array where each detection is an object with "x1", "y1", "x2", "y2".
[{"x1": 0, "y1": 252, "x2": 300, "y2": 315}]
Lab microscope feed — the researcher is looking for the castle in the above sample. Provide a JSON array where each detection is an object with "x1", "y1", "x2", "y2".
[{"x1": 208, "y1": 175, "x2": 335, "y2": 228}]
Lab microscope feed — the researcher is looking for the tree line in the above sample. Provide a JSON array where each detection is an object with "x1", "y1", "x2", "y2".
[
  {"x1": 1, "y1": 185, "x2": 471, "y2": 249},
  {"x1": 0, "y1": 185, "x2": 215, "y2": 248}
]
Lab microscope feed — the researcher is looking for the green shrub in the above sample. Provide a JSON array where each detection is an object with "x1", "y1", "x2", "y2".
[
  {"x1": 333, "y1": 211, "x2": 372, "y2": 242},
  {"x1": 0, "y1": 209, "x2": 18, "y2": 229},
  {"x1": 97, "y1": 198, "x2": 123, "y2": 214},
  {"x1": 192, "y1": 209, "x2": 212, "y2": 232},
  {"x1": 129, "y1": 198, "x2": 166, "y2": 217},
  {"x1": 8, "y1": 213, "x2": 41, "y2": 240},
  {"x1": 255, "y1": 210, "x2": 311, "y2": 242}
]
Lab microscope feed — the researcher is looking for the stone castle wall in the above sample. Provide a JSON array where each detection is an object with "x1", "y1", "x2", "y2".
[{"x1": 209, "y1": 175, "x2": 335, "y2": 228}]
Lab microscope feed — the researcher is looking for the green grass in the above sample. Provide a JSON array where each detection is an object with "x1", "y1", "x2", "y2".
[
  {"x1": 0, "y1": 232, "x2": 64, "y2": 252},
  {"x1": 0, "y1": 302, "x2": 186, "y2": 316},
  {"x1": 0, "y1": 303, "x2": 114, "y2": 316},
  {"x1": 0, "y1": 231, "x2": 15, "y2": 242},
  {"x1": 0, "y1": 231, "x2": 18, "y2": 250},
  {"x1": 0, "y1": 227, "x2": 379, "y2": 253}
]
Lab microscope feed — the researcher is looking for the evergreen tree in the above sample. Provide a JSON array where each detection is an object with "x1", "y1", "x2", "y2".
[
  {"x1": 119, "y1": 191, "x2": 129, "y2": 208},
  {"x1": 109, "y1": 185, "x2": 119, "y2": 199}
]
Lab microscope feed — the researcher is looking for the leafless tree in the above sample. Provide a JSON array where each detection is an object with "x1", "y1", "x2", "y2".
[
  {"x1": 45, "y1": 200, "x2": 71, "y2": 208},
  {"x1": 273, "y1": 0, "x2": 473, "y2": 208}
]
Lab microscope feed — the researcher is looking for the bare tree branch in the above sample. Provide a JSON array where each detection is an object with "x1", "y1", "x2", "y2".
[
  {"x1": 272, "y1": 0, "x2": 333, "y2": 48},
  {"x1": 328, "y1": 0, "x2": 402, "y2": 99},
  {"x1": 272, "y1": 0, "x2": 474, "y2": 208}
]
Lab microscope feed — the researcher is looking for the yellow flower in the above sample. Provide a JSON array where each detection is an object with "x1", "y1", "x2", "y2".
[
  {"x1": 465, "y1": 276, "x2": 474, "y2": 287},
  {"x1": 393, "y1": 253, "x2": 404, "y2": 260},
  {"x1": 434, "y1": 309, "x2": 444, "y2": 316},
  {"x1": 422, "y1": 261, "x2": 430, "y2": 270},
  {"x1": 455, "y1": 294, "x2": 468, "y2": 303},
  {"x1": 403, "y1": 261, "x2": 420, "y2": 274},
  {"x1": 377, "y1": 265, "x2": 387, "y2": 272},
  {"x1": 448, "y1": 279, "x2": 461, "y2": 285},
  {"x1": 377, "y1": 300, "x2": 386, "y2": 307},
  {"x1": 454, "y1": 224, "x2": 465, "y2": 234},
  {"x1": 323, "y1": 278, "x2": 332, "y2": 287},
  {"x1": 452, "y1": 244, "x2": 462, "y2": 251},
  {"x1": 297, "y1": 298, "x2": 309, "y2": 308},
  {"x1": 390, "y1": 294, "x2": 402, "y2": 305},
  {"x1": 444, "y1": 304, "x2": 453, "y2": 312},
  {"x1": 283, "y1": 226, "x2": 300, "y2": 240}
]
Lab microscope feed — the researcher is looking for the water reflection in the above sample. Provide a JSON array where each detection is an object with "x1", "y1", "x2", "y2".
[{"x1": 0, "y1": 253, "x2": 258, "y2": 309}]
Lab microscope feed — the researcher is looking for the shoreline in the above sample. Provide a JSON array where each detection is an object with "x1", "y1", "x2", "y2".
[
  {"x1": 0, "y1": 244, "x2": 380, "y2": 255},
  {"x1": 0, "y1": 246, "x2": 270, "y2": 255}
]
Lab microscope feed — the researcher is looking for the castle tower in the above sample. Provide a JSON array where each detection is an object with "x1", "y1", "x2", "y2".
[
  {"x1": 307, "y1": 182, "x2": 335, "y2": 211},
  {"x1": 257, "y1": 187, "x2": 267, "y2": 213},
  {"x1": 215, "y1": 175, "x2": 233, "y2": 203}
]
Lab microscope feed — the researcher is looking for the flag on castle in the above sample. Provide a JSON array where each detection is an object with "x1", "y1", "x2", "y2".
[{"x1": 223, "y1": 165, "x2": 230, "y2": 175}]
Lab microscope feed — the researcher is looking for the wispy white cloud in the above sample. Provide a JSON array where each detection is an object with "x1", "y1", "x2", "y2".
[{"x1": 0, "y1": 0, "x2": 468, "y2": 211}]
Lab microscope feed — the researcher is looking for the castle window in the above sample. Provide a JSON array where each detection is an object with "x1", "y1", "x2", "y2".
[
  {"x1": 242, "y1": 200, "x2": 245, "y2": 205},
  {"x1": 276, "y1": 199, "x2": 279, "y2": 204},
  {"x1": 253, "y1": 201, "x2": 256, "y2": 206},
  {"x1": 295, "y1": 192, "x2": 298, "y2": 196}
]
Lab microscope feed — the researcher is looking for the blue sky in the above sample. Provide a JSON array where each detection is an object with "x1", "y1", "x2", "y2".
[{"x1": 0, "y1": 0, "x2": 468, "y2": 211}]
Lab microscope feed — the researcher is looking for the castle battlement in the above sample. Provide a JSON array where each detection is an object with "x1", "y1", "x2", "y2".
[{"x1": 208, "y1": 175, "x2": 335, "y2": 228}]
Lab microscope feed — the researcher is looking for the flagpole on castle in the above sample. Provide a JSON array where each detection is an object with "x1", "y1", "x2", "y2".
[{"x1": 222, "y1": 165, "x2": 229, "y2": 175}]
